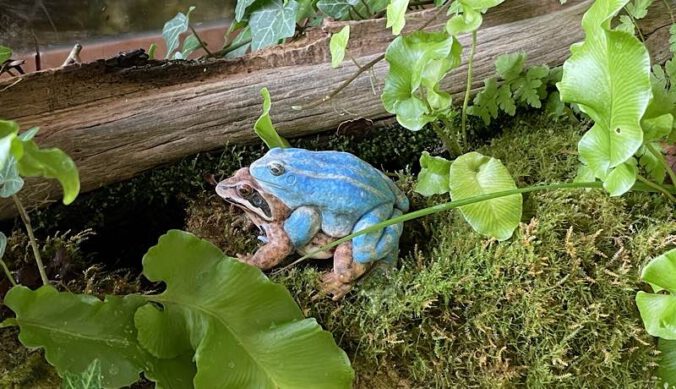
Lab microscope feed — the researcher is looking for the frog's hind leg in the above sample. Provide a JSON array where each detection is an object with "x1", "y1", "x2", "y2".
[
  {"x1": 320, "y1": 242, "x2": 369, "y2": 300},
  {"x1": 351, "y1": 204, "x2": 405, "y2": 264}
]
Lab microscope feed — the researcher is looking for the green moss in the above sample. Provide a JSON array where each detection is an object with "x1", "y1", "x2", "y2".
[
  {"x1": 2, "y1": 114, "x2": 673, "y2": 387},
  {"x1": 268, "y1": 117, "x2": 674, "y2": 387}
]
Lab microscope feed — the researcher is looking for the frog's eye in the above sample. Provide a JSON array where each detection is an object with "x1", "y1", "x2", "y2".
[
  {"x1": 238, "y1": 184, "x2": 253, "y2": 197},
  {"x1": 268, "y1": 162, "x2": 285, "y2": 176}
]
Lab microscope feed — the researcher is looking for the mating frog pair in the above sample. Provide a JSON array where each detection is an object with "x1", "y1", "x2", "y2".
[{"x1": 216, "y1": 148, "x2": 408, "y2": 300}]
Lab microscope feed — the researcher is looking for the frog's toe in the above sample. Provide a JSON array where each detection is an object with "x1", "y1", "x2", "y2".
[{"x1": 320, "y1": 272, "x2": 353, "y2": 301}]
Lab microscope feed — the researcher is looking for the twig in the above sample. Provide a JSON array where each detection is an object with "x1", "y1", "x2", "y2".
[
  {"x1": 12, "y1": 195, "x2": 48, "y2": 285},
  {"x1": 293, "y1": 2, "x2": 449, "y2": 111},
  {"x1": 207, "y1": 38, "x2": 253, "y2": 58},
  {"x1": 189, "y1": 24, "x2": 213, "y2": 56},
  {"x1": 61, "y1": 43, "x2": 82, "y2": 67}
]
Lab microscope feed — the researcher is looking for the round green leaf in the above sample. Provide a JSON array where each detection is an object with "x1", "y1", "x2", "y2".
[
  {"x1": 414, "y1": 151, "x2": 451, "y2": 196},
  {"x1": 640, "y1": 248, "x2": 676, "y2": 293},
  {"x1": 449, "y1": 152, "x2": 522, "y2": 240},
  {"x1": 659, "y1": 339, "x2": 676, "y2": 386},
  {"x1": 636, "y1": 292, "x2": 676, "y2": 340},
  {"x1": 602, "y1": 159, "x2": 636, "y2": 196},
  {"x1": 142, "y1": 230, "x2": 354, "y2": 389}
]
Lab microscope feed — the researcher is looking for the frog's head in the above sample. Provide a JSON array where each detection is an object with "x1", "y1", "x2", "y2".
[
  {"x1": 248, "y1": 148, "x2": 311, "y2": 208},
  {"x1": 215, "y1": 167, "x2": 291, "y2": 225}
]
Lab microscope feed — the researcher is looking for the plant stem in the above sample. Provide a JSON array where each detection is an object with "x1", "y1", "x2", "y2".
[
  {"x1": 432, "y1": 122, "x2": 462, "y2": 156},
  {"x1": 12, "y1": 195, "x2": 48, "y2": 285},
  {"x1": 360, "y1": 0, "x2": 373, "y2": 16},
  {"x1": 189, "y1": 24, "x2": 213, "y2": 56},
  {"x1": 646, "y1": 142, "x2": 676, "y2": 187},
  {"x1": 276, "y1": 181, "x2": 603, "y2": 272},
  {"x1": 636, "y1": 174, "x2": 676, "y2": 202},
  {"x1": 460, "y1": 30, "x2": 477, "y2": 150},
  {"x1": 0, "y1": 259, "x2": 16, "y2": 286},
  {"x1": 293, "y1": 2, "x2": 450, "y2": 110}
]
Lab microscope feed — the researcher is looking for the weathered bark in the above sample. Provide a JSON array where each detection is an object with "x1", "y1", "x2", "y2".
[{"x1": 0, "y1": 0, "x2": 672, "y2": 218}]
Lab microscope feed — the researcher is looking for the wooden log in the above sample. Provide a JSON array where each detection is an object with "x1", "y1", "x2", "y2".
[{"x1": 0, "y1": 0, "x2": 672, "y2": 218}]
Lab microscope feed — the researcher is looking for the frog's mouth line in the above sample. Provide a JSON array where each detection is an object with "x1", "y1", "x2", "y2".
[{"x1": 225, "y1": 196, "x2": 273, "y2": 222}]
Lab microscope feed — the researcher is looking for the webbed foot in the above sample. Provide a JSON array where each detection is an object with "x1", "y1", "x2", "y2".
[{"x1": 320, "y1": 272, "x2": 354, "y2": 301}]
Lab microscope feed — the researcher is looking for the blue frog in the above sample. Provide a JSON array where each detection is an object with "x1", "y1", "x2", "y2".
[{"x1": 216, "y1": 147, "x2": 409, "y2": 299}]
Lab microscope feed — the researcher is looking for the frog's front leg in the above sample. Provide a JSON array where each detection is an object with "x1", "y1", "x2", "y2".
[
  {"x1": 283, "y1": 206, "x2": 321, "y2": 248},
  {"x1": 244, "y1": 222, "x2": 294, "y2": 270}
]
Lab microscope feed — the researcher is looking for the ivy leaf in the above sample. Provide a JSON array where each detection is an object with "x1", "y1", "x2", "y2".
[
  {"x1": 0, "y1": 156, "x2": 23, "y2": 198},
  {"x1": 637, "y1": 248, "x2": 676, "y2": 339},
  {"x1": 139, "y1": 230, "x2": 355, "y2": 388},
  {"x1": 225, "y1": 26, "x2": 252, "y2": 59},
  {"x1": 330, "y1": 26, "x2": 350, "y2": 68},
  {"x1": 557, "y1": 0, "x2": 651, "y2": 182},
  {"x1": 386, "y1": 0, "x2": 409, "y2": 35},
  {"x1": 317, "y1": 0, "x2": 359, "y2": 19},
  {"x1": 255, "y1": 88, "x2": 290, "y2": 149},
  {"x1": 181, "y1": 34, "x2": 201, "y2": 58},
  {"x1": 162, "y1": 6, "x2": 196, "y2": 59},
  {"x1": 0, "y1": 45, "x2": 11, "y2": 63},
  {"x1": 236, "y1": 0, "x2": 257, "y2": 21},
  {"x1": 449, "y1": 152, "x2": 522, "y2": 241},
  {"x1": 0, "y1": 119, "x2": 20, "y2": 172},
  {"x1": 415, "y1": 152, "x2": 451, "y2": 196},
  {"x1": 18, "y1": 141, "x2": 80, "y2": 205},
  {"x1": 602, "y1": 158, "x2": 637, "y2": 196},
  {"x1": 382, "y1": 32, "x2": 462, "y2": 131},
  {"x1": 3, "y1": 286, "x2": 191, "y2": 388},
  {"x1": 62, "y1": 359, "x2": 103, "y2": 389},
  {"x1": 249, "y1": 0, "x2": 299, "y2": 51}
]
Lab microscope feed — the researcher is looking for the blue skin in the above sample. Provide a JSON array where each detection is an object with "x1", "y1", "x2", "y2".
[{"x1": 250, "y1": 148, "x2": 409, "y2": 264}]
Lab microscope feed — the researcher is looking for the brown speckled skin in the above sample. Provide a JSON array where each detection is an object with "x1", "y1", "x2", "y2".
[{"x1": 217, "y1": 168, "x2": 368, "y2": 299}]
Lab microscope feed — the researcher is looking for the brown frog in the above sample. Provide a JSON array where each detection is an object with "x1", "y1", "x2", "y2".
[{"x1": 216, "y1": 148, "x2": 408, "y2": 300}]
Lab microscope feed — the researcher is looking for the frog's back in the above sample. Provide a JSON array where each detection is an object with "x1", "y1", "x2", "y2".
[{"x1": 251, "y1": 148, "x2": 408, "y2": 213}]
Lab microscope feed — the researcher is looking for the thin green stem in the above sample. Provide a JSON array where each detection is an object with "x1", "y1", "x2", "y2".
[
  {"x1": 275, "y1": 181, "x2": 603, "y2": 272},
  {"x1": 432, "y1": 122, "x2": 462, "y2": 156},
  {"x1": 636, "y1": 174, "x2": 676, "y2": 202},
  {"x1": 646, "y1": 142, "x2": 676, "y2": 187},
  {"x1": 0, "y1": 259, "x2": 16, "y2": 286},
  {"x1": 12, "y1": 195, "x2": 48, "y2": 285},
  {"x1": 461, "y1": 30, "x2": 477, "y2": 150}
]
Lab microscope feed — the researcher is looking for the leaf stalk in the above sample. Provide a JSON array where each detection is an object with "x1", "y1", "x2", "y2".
[{"x1": 12, "y1": 195, "x2": 48, "y2": 285}]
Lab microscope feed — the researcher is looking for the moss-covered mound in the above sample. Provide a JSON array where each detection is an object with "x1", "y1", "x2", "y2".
[{"x1": 0, "y1": 114, "x2": 674, "y2": 387}]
